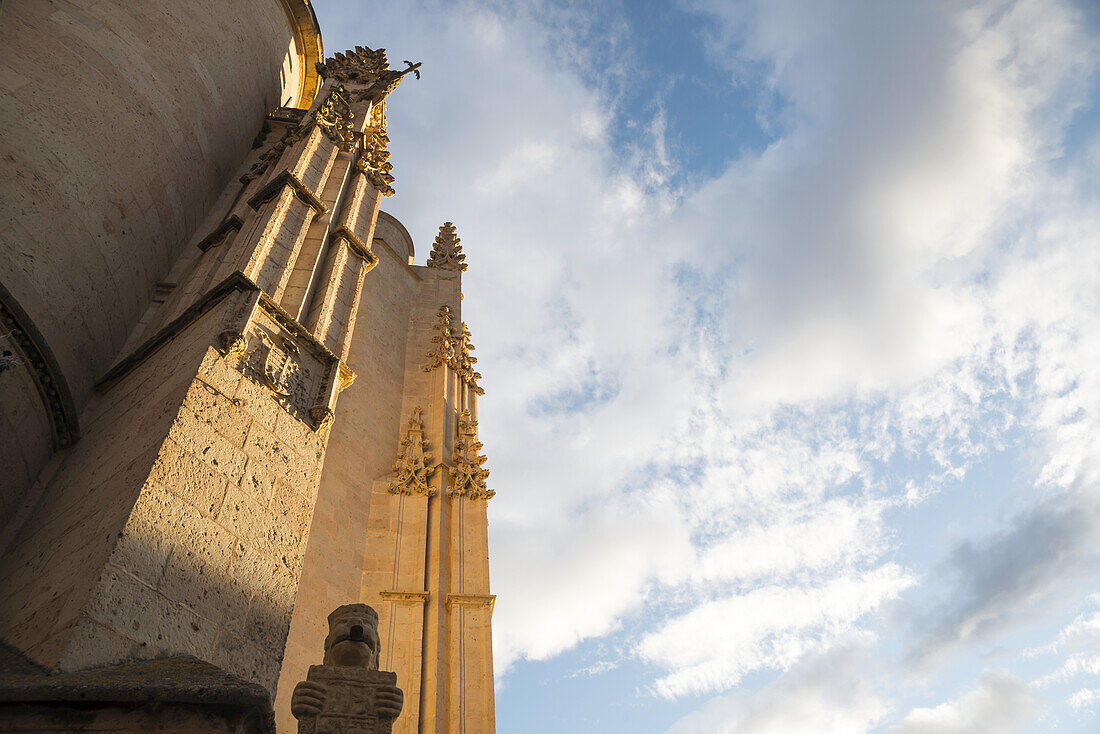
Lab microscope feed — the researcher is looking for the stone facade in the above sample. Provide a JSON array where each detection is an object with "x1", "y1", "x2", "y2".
[{"x1": 0, "y1": 4, "x2": 495, "y2": 734}]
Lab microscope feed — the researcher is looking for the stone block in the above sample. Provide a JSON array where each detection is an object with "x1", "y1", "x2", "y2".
[
  {"x1": 210, "y1": 631, "x2": 281, "y2": 695},
  {"x1": 181, "y1": 379, "x2": 251, "y2": 447},
  {"x1": 56, "y1": 614, "x2": 138, "y2": 671},
  {"x1": 149, "y1": 439, "x2": 230, "y2": 518},
  {"x1": 240, "y1": 457, "x2": 276, "y2": 503},
  {"x1": 198, "y1": 350, "x2": 243, "y2": 398},
  {"x1": 167, "y1": 413, "x2": 247, "y2": 484},
  {"x1": 269, "y1": 478, "x2": 312, "y2": 540},
  {"x1": 216, "y1": 483, "x2": 270, "y2": 554}
]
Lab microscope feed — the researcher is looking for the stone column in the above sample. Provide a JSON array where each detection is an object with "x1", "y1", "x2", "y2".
[{"x1": 357, "y1": 224, "x2": 496, "y2": 734}]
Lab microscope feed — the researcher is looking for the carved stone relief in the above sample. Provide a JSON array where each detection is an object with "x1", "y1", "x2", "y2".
[
  {"x1": 387, "y1": 408, "x2": 435, "y2": 497},
  {"x1": 447, "y1": 410, "x2": 494, "y2": 500},
  {"x1": 422, "y1": 306, "x2": 484, "y2": 395},
  {"x1": 234, "y1": 302, "x2": 337, "y2": 428}
]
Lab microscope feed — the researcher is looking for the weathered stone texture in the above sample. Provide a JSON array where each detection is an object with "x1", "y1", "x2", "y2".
[
  {"x1": 0, "y1": 288, "x2": 332, "y2": 695},
  {"x1": 0, "y1": 0, "x2": 322, "y2": 538}
]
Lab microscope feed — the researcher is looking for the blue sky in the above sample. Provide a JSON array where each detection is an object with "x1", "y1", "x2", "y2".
[{"x1": 314, "y1": 1, "x2": 1100, "y2": 731}]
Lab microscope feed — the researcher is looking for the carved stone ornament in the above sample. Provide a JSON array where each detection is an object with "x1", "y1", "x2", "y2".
[
  {"x1": 311, "y1": 405, "x2": 336, "y2": 432},
  {"x1": 422, "y1": 306, "x2": 484, "y2": 395},
  {"x1": 426, "y1": 221, "x2": 467, "y2": 271},
  {"x1": 291, "y1": 604, "x2": 404, "y2": 734},
  {"x1": 218, "y1": 329, "x2": 247, "y2": 358},
  {"x1": 423, "y1": 305, "x2": 457, "y2": 372},
  {"x1": 315, "y1": 46, "x2": 422, "y2": 104},
  {"x1": 241, "y1": 124, "x2": 308, "y2": 184},
  {"x1": 356, "y1": 127, "x2": 395, "y2": 197},
  {"x1": 0, "y1": 286, "x2": 78, "y2": 447},
  {"x1": 314, "y1": 85, "x2": 357, "y2": 151},
  {"x1": 0, "y1": 330, "x2": 24, "y2": 374},
  {"x1": 388, "y1": 408, "x2": 436, "y2": 497},
  {"x1": 243, "y1": 331, "x2": 315, "y2": 420},
  {"x1": 448, "y1": 410, "x2": 494, "y2": 500}
]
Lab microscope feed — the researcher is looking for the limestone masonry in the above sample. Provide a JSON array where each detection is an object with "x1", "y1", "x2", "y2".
[{"x1": 0, "y1": 2, "x2": 496, "y2": 732}]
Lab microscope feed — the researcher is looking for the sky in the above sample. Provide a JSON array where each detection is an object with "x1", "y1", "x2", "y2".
[{"x1": 312, "y1": 1, "x2": 1100, "y2": 731}]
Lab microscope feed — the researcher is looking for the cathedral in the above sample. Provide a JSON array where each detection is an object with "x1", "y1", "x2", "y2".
[{"x1": 0, "y1": 2, "x2": 495, "y2": 732}]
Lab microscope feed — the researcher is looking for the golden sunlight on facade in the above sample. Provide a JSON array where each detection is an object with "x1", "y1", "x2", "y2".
[{"x1": 0, "y1": 2, "x2": 495, "y2": 732}]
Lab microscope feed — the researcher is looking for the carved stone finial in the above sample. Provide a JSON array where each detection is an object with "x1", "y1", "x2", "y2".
[
  {"x1": 315, "y1": 46, "x2": 422, "y2": 103},
  {"x1": 357, "y1": 130, "x2": 395, "y2": 197},
  {"x1": 422, "y1": 306, "x2": 484, "y2": 394},
  {"x1": 454, "y1": 322, "x2": 483, "y2": 393},
  {"x1": 291, "y1": 604, "x2": 404, "y2": 733},
  {"x1": 448, "y1": 410, "x2": 494, "y2": 500},
  {"x1": 426, "y1": 222, "x2": 467, "y2": 271},
  {"x1": 388, "y1": 408, "x2": 436, "y2": 496}
]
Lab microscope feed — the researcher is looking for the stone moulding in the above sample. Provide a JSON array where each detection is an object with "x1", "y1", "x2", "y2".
[
  {"x1": 246, "y1": 169, "x2": 326, "y2": 215},
  {"x1": 96, "y1": 273, "x2": 258, "y2": 391},
  {"x1": 444, "y1": 594, "x2": 495, "y2": 612},
  {"x1": 0, "y1": 652, "x2": 277, "y2": 734},
  {"x1": 331, "y1": 224, "x2": 378, "y2": 266},
  {"x1": 378, "y1": 590, "x2": 429, "y2": 604},
  {"x1": 197, "y1": 215, "x2": 243, "y2": 252},
  {"x1": 0, "y1": 280, "x2": 79, "y2": 448}
]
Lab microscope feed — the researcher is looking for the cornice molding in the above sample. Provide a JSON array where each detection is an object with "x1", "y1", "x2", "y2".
[
  {"x1": 196, "y1": 215, "x2": 243, "y2": 252},
  {"x1": 445, "y1": 593, "x2": 496, "y2": 612},
  {"x1": 247, "y1": 169, "x2": 326, "y2": 215},
  {"x1": 379, "y1": 590, "x2": 429, "y2": 604}
]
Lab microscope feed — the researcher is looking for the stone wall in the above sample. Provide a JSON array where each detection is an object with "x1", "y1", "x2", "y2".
[
  {"x1": 0, "y1": 0, "x2": 322, "y2": 533},
  {"x1": 0, "y1": 282, "x2": 337, "y2": 696},
  {"x1": 273, "y1": 223, "x2": 421, "y2": 733}
]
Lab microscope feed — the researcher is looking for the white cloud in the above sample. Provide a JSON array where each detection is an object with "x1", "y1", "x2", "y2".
[
  {"x1": 1029, "y1": 595, "x2": 1100, "y2": 697},
  {"x1": 637, "y1": 564, "x2": 913, "y2": 697},
  {"x1": 491, "y1": 491, "x2": 694, "y2": 672},
  {"x1": 690, "y1": 497, "x2": 885, "y2": 584},
  {"x1": 666, "y1": 641, "x2": 889, "y2": 734},
  {"x1": 897, "y1": 671, "x2": 1037, "y2": 734},
  {"x1": 1069, "y1": 687, "x2": 1100, "y2": 712}
]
